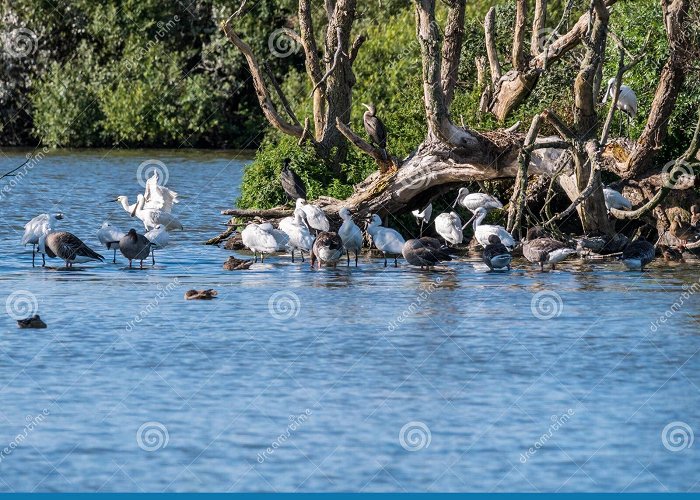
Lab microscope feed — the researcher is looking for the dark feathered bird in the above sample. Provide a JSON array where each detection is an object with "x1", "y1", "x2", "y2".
[
  {"x1": 362, "y1": 103, "x2": 387, "y2": 149},
  {"x1": 17, "y1": 315, "x2": 47, "y2": 329},
  {"x1": 402, "y1": 237, "x2": 453, "y2": 268},
  {"x1": 523, "y1": 226, "x2": 576, "y2": 271},
  {"x1": 482, "y1": 234, "x2": 512, "y2": 270},
  {"x1": 119, "y1": 229, "x2": 152, "y2": 269},
  {"x1": 621, "y1": 237, "x2": 655, "y2": 270},
  {"x1": 280, "y1": 158, "x2": 306, "y2": 201},
  {"x1": 43, "y1": 231, "x2": 104, "y2": 268},
  {"x1": 311, "y1": 231, "x2": 344, "y2": 268}
]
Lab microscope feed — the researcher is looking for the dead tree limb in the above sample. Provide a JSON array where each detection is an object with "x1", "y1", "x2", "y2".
[
  {"x1": 263, "y1": 62, "x2": 301, "y2": 127},
  {"x1": 507, "y1": 113, "x2": 542, "y2": 235},
  {"x1": 484, "y1": 7, "x2": 502, "y2": 88},
  {"x1": 441, "y1": 0, "x2": 467, "y2": 107}
]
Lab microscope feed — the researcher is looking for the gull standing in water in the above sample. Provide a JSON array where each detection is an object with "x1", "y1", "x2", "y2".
[
  {"x1": 97, "y1": 221, "x2": 126, "y2": 263},
  {"x1": 434, "y1": 211, "x2": 463, "y2": 246},
  {"x1": 367, "y1": 214, "x2": 406, "y2": 267},
  {"x1": 40, "y1": 231, "x2": 104, "y2": 268},
  {"x1": 464, "y1": 207, "x2": 515, "y2": 249},
  {"x1": 119, "y1": 229, "x2": 152, "y2": 269},
  {"x1": 411, "y1": 203, "x2": 432, "y2": 237},
  {"x1": 296, "y1": 199, "x2": 330, "y2": 234},
  {"x1": 144, "y1": 224, "x2": 169, "y2": 265},
  {"x1": 338, "y1": 208, "x2": 363, "y2": 266},
  {"x1": 21, "y1": 212, "x2": 63, "y2": 267},
  {"x1": 279, "y1": 209, "x2": 315, "y2": 262}
]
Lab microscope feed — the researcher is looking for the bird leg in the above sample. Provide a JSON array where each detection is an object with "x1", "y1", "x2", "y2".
[
  {"x1": 355, "y1": 251, "x2": 359, "y2": 267},
  {"x1": 291, "y1": 249, "x2": 295, "y2": 263},
  {"x1": 300, "y1": 250, "x2": 305, "y2": 262},
  {"x1": 140, "y1": 260, "x2": 144, "y2": 269},
  {"x1": 261, "y1": 252, "x2": 265, "y2": 263},
  {"x1": 113, "y1": 248, "x2": 117, "y2": 264},
  {"x1": 253, "y1": 251, "x2": 258, "y2": 263},
  {"x1": 346, "y1": 250, "x2": 350, "y2": 266},
  {"x1": 394, "y1": 256, "x2": 398, "y2": 268},
  {"x1": 32, "y1": 244, "x2": 36, "y2": 267},
  {"x1": 539, "y1": 262, "x2": 544, "y2": 272},
  {"x1": 383, "y1": 253, "x2": 388, "y2": 267},
  {"x1": 151, "y1": 249, "x2": 156, "y2": 265},
  {"x1": 41, "y1": 253, "x2": 46, "y2": 267},
  {"x1": 129, "y1": 260, "x2": 133, "y2": 269},
  {"x1": 419, "y1": 221, "x2": 424, "y2": 237}
]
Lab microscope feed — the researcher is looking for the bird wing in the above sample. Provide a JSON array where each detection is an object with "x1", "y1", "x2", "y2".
[
  {"x1": 144, "y1": 174, "x2": 179, "y2": 212},
  {"x1": 57, "y1": 233, "x2": 104, "y2": 261}
]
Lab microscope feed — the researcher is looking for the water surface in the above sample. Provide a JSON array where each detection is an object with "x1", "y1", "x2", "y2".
[{"x1": 0, "y1": 149, "x2": 698, "y2": 492}]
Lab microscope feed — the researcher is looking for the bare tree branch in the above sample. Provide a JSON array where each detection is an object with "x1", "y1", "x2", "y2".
[
  {"x1": 512, "y1": 0, "x2": 528, "y2": 71},
  {"x1": 309, "y1": 27, "x2": 344, "y2": 98},
  {"x1": 263, "y1": 62, "x2": 301, "y2": 127},
  {"x1": 484, "y1": 7, "x2": 502, "y2": 87},
  {"x1": 441, "y1": 0, "x2": 466, "y2": 106},
  {"x1": 349, "y1": 34, "x2": 366, "y2": 63},
  {"x1": 530, "y1": 0, "x2": 547, "y2": 56}
]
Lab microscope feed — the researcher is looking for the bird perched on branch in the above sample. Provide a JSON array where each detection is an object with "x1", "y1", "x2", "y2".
[
  {"x1": 280, "y1": 158, "x2": 306, "y2": 201},
  {"x1": 603, "y1": 78, "x2": 638, "y2": 137},
  {"x1": 402, "y1": 237, "x2": 453, "y2": 269},
  {"x1": 362, "y1": 103, "x2": 387, "y2": 149}
]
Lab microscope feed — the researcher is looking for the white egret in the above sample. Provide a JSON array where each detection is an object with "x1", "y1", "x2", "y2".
[
  {"x1": 411, "y1": 203, "x2": 433, "y2": 236},
  {"x1": 367, "y1": 214, "x2": 406, "y2": 267},
  {"x1": 21, "y1": 212, "x2": 63, "y2": 267},
  {"x1": 296, "y1": 198, "x2": 330, "y2": 233},
  {"x1": 97, "y1": 221, "x2": 126, "y2": 263},
  {"x1": 434, "y1": 211, "x2": 463, "y2": 245},
  {"x1": 464, "y1": 207, "x2": 515, "y2": 249},
  {"x1": 338, "y1": 208, "x2": 363, "y2": 266},
  {"x1": 603, "y1": 78, "x2": 638, "y2": 137},
  {"x1": 279, "y1": 209, "x2": 315, "y2": 262}
]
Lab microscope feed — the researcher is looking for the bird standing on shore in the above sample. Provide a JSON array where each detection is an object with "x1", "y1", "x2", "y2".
[
  {"x1": 241, "y1": 222, "x2": 287, "y2": 262},
  {"x1": 522, "y1": 226, "x2": 576, "y2": 271},
  {"x1": 279, "y1": 208, "x2": 315, "y2": 262},
  {"x1": 338, "y1": 208, "x2": 363, "y2": 266}
]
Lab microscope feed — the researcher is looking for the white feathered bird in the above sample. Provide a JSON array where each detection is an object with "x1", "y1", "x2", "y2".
[
  {"x1": 144, "y1": 224, "x2": 170, "y2": 265},
  {"x1": 367, "y1": 214, "x2": 406, "y2": 267},
  {"x1": 453, "y1": 187, "x2": 503, "y2": 212},
  {"x1": 603, "y1": 78, "x2": 637, "y2": 136},
  {"x1": 296, "y1": 198, "x2": 330, "y2": 233},
  {"x1": 241, "y1": 222, "x2": 288, "y2": 262},
  {"x1": 130, "y1": 194, "x2": 184, "y2": 231},
  {"x1": 411, "y1": 203, "x2": 433, "y2": 236},
  {"x1": 464, "y1": 207, "x2": 515, "y2": 249},
  {"x1": 22, "y1": 212, "x2": 64, "y2": 267},
  {"x1": 338, "y1": 207, "x2": 363, "y2": 266},
  {"x1": 279, "y1": 208, "x2": 315, "y2": 262},
  {"x1": 97, "y1": 221, "x2": 126, "y2": 263},
  {"x1": 603, "y1": 187, "x2": 632, "y2": 212},
  {"x1": 434, "y1": 211, "x2": 463, "y2": 245}
]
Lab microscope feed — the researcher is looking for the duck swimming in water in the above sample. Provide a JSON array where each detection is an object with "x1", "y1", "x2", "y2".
[
  {"x1": 482, "y1": 234, "x2": 512, "y2": 271},
  {"x1": 523, "y1": 226, "x2": 576, "y2": 271},
  {"x1": 17, "y1": 315, "x2": 47, "y2": 329},
  {"x1": 621, "y1": 237, "x2": 655, "y2": 271},
  {"x1": 223, "y1": 256, "x2": 253, "y2": 270},
  {"x1": 185, "y1": 289, "x2": 218, "y2": 300}
]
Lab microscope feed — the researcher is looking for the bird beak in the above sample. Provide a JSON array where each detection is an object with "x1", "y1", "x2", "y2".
[
  {"x1": 462, "y1": 213, "x2": 477, "y2": 231},
  {"x1": 103, "y1": 198, "x2": 118, "y2": 204},
  {"x1": 362, "y1": 103, "x2": 370, "y2": 110}
]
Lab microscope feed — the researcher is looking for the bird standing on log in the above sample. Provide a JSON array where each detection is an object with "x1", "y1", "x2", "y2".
[
  {"x1": 603, "y1": 78, "x2": 638, "y2": 137},
  {"x1": 280, "y1": 158, "x2": 306, "y2": 201},
  {"x1": 362, "y1": 103, "x2": 387, "y2": 150}
]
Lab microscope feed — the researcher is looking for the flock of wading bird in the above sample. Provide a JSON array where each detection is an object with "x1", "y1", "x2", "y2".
[
  {"x1": 229, "y1": 155, "x2": 696, "y2": 272},
  {"x1": 20, "y1": 171, "x2": 183, "y2": 269}
]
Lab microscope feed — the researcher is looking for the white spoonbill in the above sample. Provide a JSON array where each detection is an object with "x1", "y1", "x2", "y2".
[
  {"x1": 411, "y1": 203, "x2": 432, "y2": 236},
  {"x1": 367, "y1": 214, "x2": 406, "y2": 267},
  {"x1": 97, "y1": 221, "x2": 126, "y2": 263},
  {"x1": 453, "y1": 187, "x2": 503, "y2": 213},
  {"x1": 21, "y1": 212, "x2": 63, "y2": 267},
  {"x1": 603, "y1": 78, "x2": 637, "y2": 137},
  {"x1": 338, "y1": 207, "x2": 363, "y2": 266},
  {"x1": 464, "y1": 207, "x2": 515, "y2": 249},
  {"x1": 241, "y1": 222, "x2": 288, "y2": 262},
  {"x1": 603, "y1": 187, "x2": 632, "y2": 212},
  {"x1": 144, "y1": 224, "x2": 170, "y2": 265},
  {"x1": 279, "y1": 209, "x2": 315, "y2": 262},
  {"x1": 296, "y1": 199, "x2": 330, "y2": 233},
  {"x1": 131, "y1": 194, "x2": 184, "y2": 231},
  {"x1": 143, "y1": 170, "x2": 179, "y2": 212},
  {"x1": 434, "y1": 211, "x2": 463, "y2": 245}
]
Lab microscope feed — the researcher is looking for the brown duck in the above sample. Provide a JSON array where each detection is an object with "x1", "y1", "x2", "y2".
[
  {"x1": 670, "y1": 216, "x2": 698, "y2": 247},
  {"x1": 185, "y1": 289, "x2": 218, "y2": 300},
  {"x1": 523, "y1": 226, "x2": 576, "y2": 271},
  {"x1": 223, "y1": 256, "x2": 253, "y2": 270}
]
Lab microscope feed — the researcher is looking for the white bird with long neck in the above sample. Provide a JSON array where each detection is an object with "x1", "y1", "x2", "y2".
[
  {"x1": 113, "y1": 172, "x2": 179, "y2": 216},
  {"x1": 411, "y1": 203, "x2": 432, "y2": 237},
  {"x1": 296, "y1": 198, "x2": 330, "y2": 233},
  {"x1": 97, "y1": 221, "x2": 126, "y2": 263},
  {"x1": 464, "y1": 207, "x2": 515, "y2": 249},
  {"x1": 367, "y1": 214, "x2": 406, "y2": 267},
  {"x1": 453, "y1": 187, "x2": 503, "y2": 213},
  {"x1": 130, "y1": 194, "x2": 184, "y2": 231},
  {"x1": 338, "y1": 208, "x2": 363, "y2": 266},
  {"x1": 603, "y1": 78, "x2": 638, "y2": 137},
  {"x1": 279, "y1": 208, "x2": 315, "y2": 262},
  {"x1": 241, "y1": 222, "x2": 288, "y2": 262},
  {"x1": 22, "y1": 212, "x2": 63, "y2": 267}
]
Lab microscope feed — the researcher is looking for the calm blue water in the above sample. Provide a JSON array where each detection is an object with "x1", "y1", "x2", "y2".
[{"x1": 0, "y1": 149, "x2": 698, "y2": 492}]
